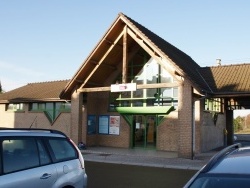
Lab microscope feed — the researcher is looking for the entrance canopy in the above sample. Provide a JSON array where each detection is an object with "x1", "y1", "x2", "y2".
[{"x1": 116, "y1": 106, "x2": 175, "y2": 114}]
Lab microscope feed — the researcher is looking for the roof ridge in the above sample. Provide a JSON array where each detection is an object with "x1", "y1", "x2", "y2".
[
  {"x1": 206, "y1": 63, "x2": 250, "y2": 68},
  {"x1": 27, "y1": 79, "x2": 70, "y2": 85}
]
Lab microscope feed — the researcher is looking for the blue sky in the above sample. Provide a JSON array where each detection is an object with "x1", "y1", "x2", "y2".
[{"x1": 1, "y1": 0, "x2": 250, "y2": 92}]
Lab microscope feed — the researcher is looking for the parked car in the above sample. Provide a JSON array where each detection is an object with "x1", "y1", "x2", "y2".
[
  {"x1": 184, "y1": 143, "x2": 250, "y2": 188},
  {"x1": 0, "y1": 128, "x2": 87, "y2": 188}
]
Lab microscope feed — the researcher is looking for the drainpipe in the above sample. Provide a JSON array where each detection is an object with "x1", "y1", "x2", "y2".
[{"x1": 192, "y1": 100, "x2": 195, "y2": 160}]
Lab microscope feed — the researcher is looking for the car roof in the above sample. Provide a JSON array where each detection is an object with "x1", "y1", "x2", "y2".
[
  {"x1": 209, "y1": 146, "x2": 250, "y2": 174},
  {"x1": 0, "y1": 128, "x2": 66, "y2": 138}
]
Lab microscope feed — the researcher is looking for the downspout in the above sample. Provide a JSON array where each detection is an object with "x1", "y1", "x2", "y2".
[{"x1": 192, "y1": 99, "x2": 195, "y2": 160}]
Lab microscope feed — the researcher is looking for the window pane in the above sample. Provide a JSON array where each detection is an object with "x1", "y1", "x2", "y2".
[
  {"x1": 7, "y1": 104, "x2": 14, "y2": 110},
  {"x1": 37, "y1": 140, "x2": 51, "y2": 165},
  {"x1": 7, "y1": 103, "x2": 24, "y2": 111},
  {"x1": 48, "y1": 138, "x2": 77, "y2": 161},
  {"x1": 46, "y1": 103, "x2": 54, "y2": 119},
  {"x1": 3, "y1": 138, "x2": 39, "y2": 173},
  {"x1": 55, "y1": 102, "x2": 62, "y2": 112},
  {"x1": 146, "y1": 58, "x2": 158, "y2": 84},
  {"x1": 133, "y1": 89, "x2": 143, "y2": 98},
  {"x1": 31, "y1": 103, "x2": 38, "y2": 110},
  {"x1": 162, "y1": 88, "x2": 172, "y2": 98},
  {"x1": 147, "y1": 88, "x2": 157, "y2": 98},
  {"x1": 38, "y1": 103, "x2": 45, "y2": 110},
  {"x1": 46, "y1": 103, "x2": 53, "y2": 110},
  {"x1": 173, "y1": 87, "x2": 178, "y2": 98},
  {"x1": 161, "y1": 67, "x2": 173, "y2": 83}
]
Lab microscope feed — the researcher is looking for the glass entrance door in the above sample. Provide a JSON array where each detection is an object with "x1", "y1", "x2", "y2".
[{"x1": 133, "y1": 115, "x2": 156, "y2": 148}]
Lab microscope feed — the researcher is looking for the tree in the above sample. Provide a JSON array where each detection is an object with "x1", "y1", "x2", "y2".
[
  {"x1": 233, "y1": 116, "x2": 244, "y2": 133},
  {"x1": 0, "y1": 80, "x2": 3, "y2": 94}
]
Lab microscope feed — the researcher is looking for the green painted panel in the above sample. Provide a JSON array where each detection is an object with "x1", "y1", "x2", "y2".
[{"x1": 116, "y1": 106, "x2": 175, "y2": 114}]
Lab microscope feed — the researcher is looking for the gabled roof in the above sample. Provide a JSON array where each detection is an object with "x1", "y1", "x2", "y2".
[
  {"x1": 199, "y1": 64, "x2": 250, "y2": 96},
  {"x1": 60, "y1": 12, "x2": 209, "y2": 99},
  {"x1": 122, "y1": 14, "x2": 209, "y2": 93},
  {"x1": 0, "y1": 80, "x2": 69, "y2": 103}
]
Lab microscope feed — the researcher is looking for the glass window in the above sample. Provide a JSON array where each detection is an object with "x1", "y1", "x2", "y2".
[
  {"x1": 7, "y1": 103, "x2": 24, "y2": 111},
  {"x1": 32, "y1": 103, "x2": 38, "y2": 110},
  {"x1": 2, "y1": 138, "x2": 39, "y2": 173},
  {"x1": 109, "y1": 53, "x2": 178, "y2": 110},
  {"x1": 160, "y1": 66, "x2": 173, "y2": 83},
  {"x1": 48, "y1": 138, "x2": 77, "y2": 162},
  {"x1": 30, "y1": 102, "x2": 71, "y2": 122},
  {"x1": 37, "y1": 140, "x2": 51, "y2": 165},
  {"x1": 205, "y1": 98, "x2": 223, "y2": 112},
  {"x1": 146, "y1": 58, "x2": 159, "y2": 84}
]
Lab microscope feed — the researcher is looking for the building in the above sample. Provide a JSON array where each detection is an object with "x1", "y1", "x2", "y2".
[{"x1": 1, "y1": 13, "x2": 250, "y2": 158}]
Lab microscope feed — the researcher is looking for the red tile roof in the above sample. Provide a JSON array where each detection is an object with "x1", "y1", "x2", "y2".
[
  {"x1": 0, "y1": 80, "x2": 69, "y2": 103},
  {"x1": 199, "y1": 64, "x2": 250, "y2": 95}
]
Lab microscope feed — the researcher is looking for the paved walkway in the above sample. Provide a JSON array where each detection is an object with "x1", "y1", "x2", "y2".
[{"x1": 81, "y1": 147, "x2": 218, "y2": 170}]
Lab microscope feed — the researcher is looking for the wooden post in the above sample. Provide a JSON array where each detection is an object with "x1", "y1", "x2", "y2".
[{"x1": 122, "y1": 25, "x2": 128, "y2": 83}]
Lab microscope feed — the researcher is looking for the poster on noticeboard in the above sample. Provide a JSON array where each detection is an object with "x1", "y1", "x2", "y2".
[
  {"x1": 109, "y1": 116, "x2": 120, "y2": 135},
  {"x1": 98, "y1": 115, "x2": 109, "y2": 134}
]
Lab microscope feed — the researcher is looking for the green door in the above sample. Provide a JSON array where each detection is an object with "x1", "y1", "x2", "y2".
[{"x1": 133, "y1": 115, "x2": 156, "y2": 148}]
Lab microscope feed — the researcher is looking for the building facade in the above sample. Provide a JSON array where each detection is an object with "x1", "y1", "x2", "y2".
[{"x1": 1, "y1": 13, "x2": 250, "y2": 159}]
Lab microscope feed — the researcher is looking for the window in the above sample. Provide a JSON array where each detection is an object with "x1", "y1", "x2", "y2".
[
  {"x1": 205, "y1": 98, "x2": 223, "y2": 113},
  {"x1": 48, "y1": 138, "x2": 77, "y2": 162},
  {"x1": 2, "y1": 138, "x2": 39, "y2": 173},
  {"x1": 109, "y1": 56, "x2": 178, "y2": 110},
  {"x1": 37, "y1": 140, "x2": 51, "y2": 165},
  {"x1": 7, "y1": 103, "x2": 24, "y2": 111},
  {"x1": 30, "y1": 102, "x2": 71, "y2": 122}
]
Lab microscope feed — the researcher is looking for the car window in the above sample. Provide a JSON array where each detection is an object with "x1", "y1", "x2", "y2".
[
  {"x1": 48, "y1": 138, "x2": 77, "y2": 162},
  {"x1": 2, "y1": 138, "x2": 40, "y2": 173},
  {"x1": 37, "y1": 139, "x2": 51, "y2": 165},
  {"x1": 0, "y1": 148, "x2": 2, "y2": 174}
]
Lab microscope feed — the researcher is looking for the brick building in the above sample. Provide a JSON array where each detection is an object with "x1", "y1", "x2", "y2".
[{"x1": 1, "y1": 13, "x2": 250, "y2": 158}]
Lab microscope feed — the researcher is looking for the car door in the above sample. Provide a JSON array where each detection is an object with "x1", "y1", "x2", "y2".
[
  {"x1": 0, "y1": 165, "x2": 57, "y2": 188},
  {"x1": 0, "y1": 137, "x2": 57, "y2": 188}
]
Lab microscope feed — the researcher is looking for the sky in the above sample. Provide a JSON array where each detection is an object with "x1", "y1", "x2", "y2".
[{"x1": 1, "y1": 0, "x2": 250, "y2": 92}]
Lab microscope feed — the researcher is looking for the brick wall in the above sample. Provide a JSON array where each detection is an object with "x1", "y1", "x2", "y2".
[
  {"x1": 157, "y1": 111, "x2": 178, "y2": 151},
  {"x1": 201, "y1": 112, "x2": 226, "y2": 151},
  {"x1": 86, "y1": 92, "x2": 130, "y2": 148},
  {"x1": 178, "y1": 80, "x2": 193, "y2": 158},
  {"x1": 70, "y1": 89, "x2": 83, "y2": 144}
]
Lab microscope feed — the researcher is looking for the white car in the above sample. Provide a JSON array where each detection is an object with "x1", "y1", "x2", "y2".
[{"x1": 0, "y1": 128, "x2": 87, "y2": 188}]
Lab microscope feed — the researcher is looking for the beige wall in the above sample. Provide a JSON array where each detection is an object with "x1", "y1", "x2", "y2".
[{"x1": 0, "y1": 103, "x2": 71, "y2": 136}]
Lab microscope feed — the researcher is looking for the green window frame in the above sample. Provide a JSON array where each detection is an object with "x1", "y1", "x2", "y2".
[
  {"x1": 30, "y1": 102, "x2": 71, "y2": 122},
  {"x1": 109, "y1": 55, "x2": 178, "y2": 111}
]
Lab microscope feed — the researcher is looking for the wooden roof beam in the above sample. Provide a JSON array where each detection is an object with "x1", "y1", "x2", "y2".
[
  {"x1": 79, "y1": 29, "x2": 124, "y2": 89},
  {"x1": 78, "y1": 82, "x2": 180, "y2": 92},
  {"x1": 127, "y1": 28, "x2": 182, "y2": 83},
  {"x1": 90, "y1": 59, "x2": 117, "y2": 70}
]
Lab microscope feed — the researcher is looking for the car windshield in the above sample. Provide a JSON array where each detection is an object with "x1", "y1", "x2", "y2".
[{"x1": 189, "y1": 174, "x2": 250, "y2": 188}]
